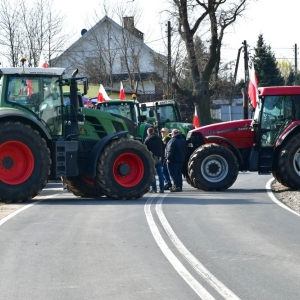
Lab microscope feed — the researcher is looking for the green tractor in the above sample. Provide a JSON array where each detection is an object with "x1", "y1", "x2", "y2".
[
  {"x1": 0, "y1": 62, "x2": 155, "y2": 202},
  {"x1": 96, "y1": 99, "x2": 153, "y2": 142},
  {"x1": 139, "y1": 99, "x2": 195, "y2": 136}
]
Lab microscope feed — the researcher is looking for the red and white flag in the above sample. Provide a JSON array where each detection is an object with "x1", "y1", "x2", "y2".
[
  {"x1": 248, "y1": 66, "x2": 258, "y2": 108},
  {"x1": 97, "y1": 84, "x2": 111, "y2": 102},
  {"x1": 119, "y1": 81, "x2": 126, "y2": 100},
  {"x1": 193, "y1": 106, "x2": 200, "y2": 128},
  {"x1": 26, "y1": 80, "x2": 34, "y2": 97},
  {"x1": 38, "y1": 51, "x2": 48, "y2": 68}
]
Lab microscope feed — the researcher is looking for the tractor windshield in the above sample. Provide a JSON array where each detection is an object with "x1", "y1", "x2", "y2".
[
  {"x1": 142, "y1": 104, "x2": 179, "y2": 123},
  {"x1": 5, "y1": 74, "x2": 63, "y2": 135},
  {"x1": 97, "y1": 102, "x2": 137, "y2": 122},
  {"x1": 258, "y1": 94, "x2": 300, "y2": 146}
]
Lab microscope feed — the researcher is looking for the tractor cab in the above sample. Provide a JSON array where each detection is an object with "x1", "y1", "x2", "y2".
[{"x1": 252, "y1": 86, "x2": 300, "y2": 148}]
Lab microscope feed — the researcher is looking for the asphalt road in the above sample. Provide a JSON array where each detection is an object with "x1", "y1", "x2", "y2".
[{"x1": 1, "y1": 173, "x2": 300, "y2": 300}]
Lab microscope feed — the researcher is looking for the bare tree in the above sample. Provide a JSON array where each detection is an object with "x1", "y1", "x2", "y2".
[
  {"x1": 169, "y1": 0, "x2": 250, "y2": 125},
  {"x1": 0, "y1": 0, "x2": 23, "y2": 66},
  {"x1": 0, "y1": 0, "x2": 68, "y2": 67}
]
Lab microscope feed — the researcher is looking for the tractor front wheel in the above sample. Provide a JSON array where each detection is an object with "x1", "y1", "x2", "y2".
[
  {"x1": 188, "y1": 143, "x2": 239, "y2": 191},
  {"x1": 0, "y1": 121, "x2": 51, "y2": 203},
  {"x1": 95, "y1": 138, "x2": 155, "y2": 199},
  {"x1": 277, "y1": 134, "x2": 300, "y2": 189}
]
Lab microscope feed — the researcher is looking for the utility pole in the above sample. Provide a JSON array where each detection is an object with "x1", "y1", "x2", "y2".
[
  {"x1": 295, "y1": 44, "x2": 298, "y2": 85},
  {"x1": 167, "y1": 21, "x2": 171, "y2": 98}
]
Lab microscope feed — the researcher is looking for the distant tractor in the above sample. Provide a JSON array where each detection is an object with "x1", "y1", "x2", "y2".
[
  {"x1": 140, "y1": 99, "x2": 195, "y2": 136},
  {"x1": 184, "y1": 86, "x2": 300, "y2": 190},
  {"x1": 0, "y1": 62, "x2": 155, "y2": 203},
  {"x1": 96, "y1": 99, "x2": 152, "y2": 142}
]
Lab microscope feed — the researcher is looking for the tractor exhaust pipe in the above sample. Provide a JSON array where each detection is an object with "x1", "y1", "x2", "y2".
[{"x1": 241, "y1": 88, "x2": 249, "y2": 119}]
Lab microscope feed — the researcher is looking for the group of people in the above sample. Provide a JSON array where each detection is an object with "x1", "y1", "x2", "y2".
[{"x1": 144, "y1": 126, "x2": 186, "y2": 193}]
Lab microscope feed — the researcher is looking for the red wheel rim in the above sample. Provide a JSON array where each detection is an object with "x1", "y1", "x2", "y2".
[
  {"x1": 0, "y1": 141, "x2": 34, "y2": 185},
  {"x1": 81, "y1": 174, "x2": 94, "y2": 185},
  {"x1": 113, "y1": 153, "x2": 144, "y2": 187}
]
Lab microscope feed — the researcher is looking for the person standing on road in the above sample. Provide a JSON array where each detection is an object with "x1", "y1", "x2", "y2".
[
  {"x1": 160, "y1": 127, "x2": 172, "y2": 190},
  {"x1": 144, "y1": 127, "x2": 165, "y2": 193},
  {"x1": 165, "y1": 129, "x2": 186, "y2": 192}
]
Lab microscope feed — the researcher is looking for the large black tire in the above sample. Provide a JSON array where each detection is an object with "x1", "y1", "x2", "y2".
[
  {"x1": 184, "y1": 175, "x2": 199, "y2": 189},
  {"x1": 65, "y1": 175, "x2": 104, "y2": 198},
  {"x1": 277, "y1": 134, "x2": 300, "y2": 189},
  {"x1": 95, "y1": 138, "x2": 155, "y2": 200},
  {"x1": 0, "y1": 121, "x2": 51, "y2": 203},
  {"x1": 188, "y1": 143, "x2": 239, "y2": 191},
  {"x1": 271, "y1": 170, "x2": 289, "y2": 187}
]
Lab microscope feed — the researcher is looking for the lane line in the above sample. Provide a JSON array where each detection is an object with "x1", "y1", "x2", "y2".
[
  {"x1": 144, "y1": 196, "x2": 215, "y2": 300},
  {"x1": 0, "y1": 192, "x2": 64, "y2": 227},
  {"x1": 156, "y1": 198, "x2": 241, "y2": 300},
  {"x1": 266, "y1": 178, "x2": 300, "y2": 217}
]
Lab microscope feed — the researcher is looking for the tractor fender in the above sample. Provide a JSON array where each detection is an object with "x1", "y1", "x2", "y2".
[
  {"x1": 0, "y1": 108, "x2": 52, "y2": 140},
  {"x1": 275, "y1": 122, "x2": 300, "y2": 148},
  {"x1": 85, "y1": 131, "x2": 129, "y2": 178},
  {"x1": 205, "y1": 135, "x2": 243, "y2": 166}
]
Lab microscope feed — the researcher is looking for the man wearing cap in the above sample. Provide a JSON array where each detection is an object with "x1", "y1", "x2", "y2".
[
  {"x1": 165, "y1": 129, "x2": 186, "y2": 192},
  {"x1": 160, "y1": 127, "x2": 172, "y2": 190}
]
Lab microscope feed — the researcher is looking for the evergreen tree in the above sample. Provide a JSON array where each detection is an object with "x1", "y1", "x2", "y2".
[
  {"x1": 251, "y1": 34, "x2": 284, "y2": 87},
  {"x1": 286, "y1": 71, "x2": 295, "y2": 86}
]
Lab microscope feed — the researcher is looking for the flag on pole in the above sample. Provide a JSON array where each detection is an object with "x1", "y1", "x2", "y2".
[
  {"x1": 119, "y1": 81, "x2": 126, "y2": 100},
  {"x1": 97, "y1": 84, "x2": 111, "y2": 102},
  {"x1": 38, "y1": 51, "x2": 48, "y2": 68},
  {"x1": 193, "y1": 106, "x2": 200, "y2": 128},
  {"x1": 248, "y1": 66, "x2": 258, "y2": 108}
]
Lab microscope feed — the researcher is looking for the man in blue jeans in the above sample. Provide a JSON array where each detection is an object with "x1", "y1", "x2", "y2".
[
  {"x1": 165, "y1": 129, "x2": 186, "y2": 192},
  {"x1": 144, "y1": 127, "x2": 165, "y2": 193}
]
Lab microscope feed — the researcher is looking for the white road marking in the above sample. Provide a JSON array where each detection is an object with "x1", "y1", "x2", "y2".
[
  {"x1": 155, "y1": 198, "x2": 241, "y2": 300},
  {"x1": 0, "y1": 192, "x2": 63, "y2": 227},
  {"x1": 266, "y1": 178, "x2": 300, "y2": 217},
  {"x1": 145, "y1": 196, "x2": 215, "y2": 299}
]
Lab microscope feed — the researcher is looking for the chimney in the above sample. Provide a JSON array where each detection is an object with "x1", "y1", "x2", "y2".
[
  {"x1": 122, "y1": 16, "x2": 144, "y2": 41},
  {"x1": 123, "y1": 17, "x2": 134, "y2": 30}
]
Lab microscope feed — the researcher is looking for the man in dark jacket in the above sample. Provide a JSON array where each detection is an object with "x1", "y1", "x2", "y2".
[
  {"x1": 160, "y1": 127, "x2": 172, "y2": 190},
  {"x1": 165, "y1": 129, "x2": 186, "y2": 192},
  {"x1": 144, "y1": 127, "x2": 165, "y2": 193}
]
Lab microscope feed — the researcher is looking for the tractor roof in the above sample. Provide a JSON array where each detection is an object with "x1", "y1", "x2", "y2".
[
  {"x1": 95, "y1": 99, "x2": 138, "y2": 104},
  {"x1": 0, "y1": 67, "x2": 65, "y2": 76},
  {"x1": 141, "y1": 99, "x2": 177, "y2": 106},
  {"x1": 259, "y1": 86, "x2": 300, "y2": 96}
]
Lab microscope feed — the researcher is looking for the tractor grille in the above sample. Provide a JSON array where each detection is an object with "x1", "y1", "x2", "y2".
[
  {"x1": 84, "y1": 115, "x2": 109, "y2": 139},
  {"x1": 112, "y1": 121, "x2": 125, "y2": 133},
  {"x1": 79, "y1": 139, "x2": 98, "y2": 151}
]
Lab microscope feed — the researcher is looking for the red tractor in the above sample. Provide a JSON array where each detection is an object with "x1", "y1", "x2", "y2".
[{"x1": 184, "y1": 86, "x2": 300, "y2": 190}]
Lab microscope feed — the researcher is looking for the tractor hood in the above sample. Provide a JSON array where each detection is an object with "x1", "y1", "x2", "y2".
[
  {"x1": 188, "y1": 119, "x2": 254, "y2": 149},
  {"x1": 163, "y1": 121, "x2": 195, "y2": 136}
]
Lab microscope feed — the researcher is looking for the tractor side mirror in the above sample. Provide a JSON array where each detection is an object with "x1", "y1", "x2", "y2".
[
  {"x1": 83, "y1": 79, "x2": 88, "y2": 95},
  {"x1": 140, "y1": 103, "x2": 147, "y2": 111},
  {"x1": 149, "y1": 109, "x2": 154, "y2": 117},
  {"x1": 139, "y1": 115, "x2": 146, "y2": 122}
]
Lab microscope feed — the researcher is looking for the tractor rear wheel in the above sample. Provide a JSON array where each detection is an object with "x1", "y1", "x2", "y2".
[
  {"x1": 277, "y1": 134, "x2": 300, "y2": 189},
  {"x1": 188, "y1": 143, "x2": 239, "y2": 191},
  {"x1": 0, "y1": 121, "x2": 51, "y2": 203},
  {"x1": 65, "y1": 175, "x2": 104, "y2": 198},
  {"x1": 95, "y1": 138, "x2": 155, "y2": 200}
]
